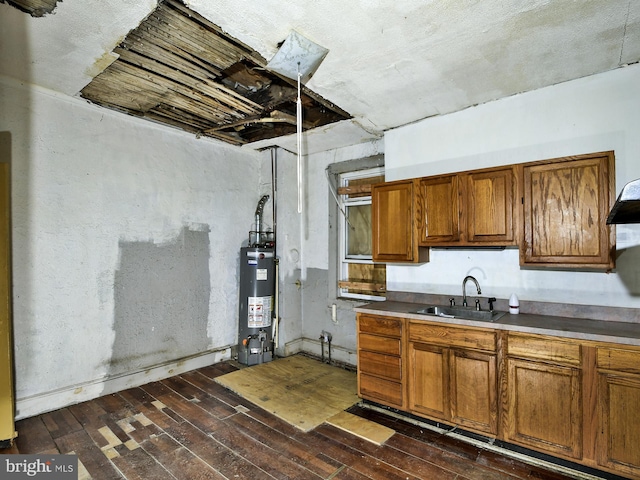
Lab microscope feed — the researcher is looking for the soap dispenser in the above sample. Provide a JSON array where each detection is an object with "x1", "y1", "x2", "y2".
[{"x1": 509, "y1": 293, "x2": 520, "y2": 314}]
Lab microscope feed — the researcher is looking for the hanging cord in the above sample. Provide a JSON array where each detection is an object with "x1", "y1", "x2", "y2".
[
  {"x1": 296, "y1": 66, "x2": 303, "y2": 214},
  {"x1": 325, "y1": 168, "x2": 355, "y2": 229}
]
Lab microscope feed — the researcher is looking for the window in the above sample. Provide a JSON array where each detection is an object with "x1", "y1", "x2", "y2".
[{"x1": 336, "y1": 167, "x2": 386, "y2": 301}]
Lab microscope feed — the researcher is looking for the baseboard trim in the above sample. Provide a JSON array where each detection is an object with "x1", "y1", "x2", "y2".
[{"x1": 15, "y1": 347, "x2": 232, "y2": 420}]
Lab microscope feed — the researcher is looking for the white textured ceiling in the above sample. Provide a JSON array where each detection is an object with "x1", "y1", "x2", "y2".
[{"x1": 1, "y1": 0, "x2": 639, "y2": 153}]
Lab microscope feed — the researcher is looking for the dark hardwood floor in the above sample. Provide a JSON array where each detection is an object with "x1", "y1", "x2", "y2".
[{"x1": 0, "y1": 360, "x2": 609, "y2": 479}]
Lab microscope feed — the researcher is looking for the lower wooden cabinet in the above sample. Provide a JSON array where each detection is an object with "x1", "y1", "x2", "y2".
[
  {"x1": 357, "y1": 314, "x2": 404, "y2": 409},
  {"x1": 356, "y1": 314, "x2": 640, "y2": 479},
  {"x1": 408, "y1": 321, "x2": 498, "y2": 436},
  {"x1": 596, "y1": 346, "x2": 640, "y2": 478},
  {"x1": 505, "y1": 333, "x2": 583, "y2": 459}
]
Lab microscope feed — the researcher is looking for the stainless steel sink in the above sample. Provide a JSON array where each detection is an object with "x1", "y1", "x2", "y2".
[{"x1": 412, "y1": 305, "x2": 506, "y2": 322}]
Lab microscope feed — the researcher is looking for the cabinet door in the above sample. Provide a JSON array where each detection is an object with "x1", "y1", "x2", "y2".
[
  {"x1": 592, "y1": 345, "x2": 640, "y2": 477},
  {"x1": 450, "y1": 348, "x2": 498, "y2": 435},
  {"x1": 522, "y1": 152, "x2": 615, "y2": 269},
  {"x1": 597, "y1": 374, "x2": 640, "y2": 477},
  {"x1": 465, "y1": 167, "x2": 516, "y2": 244},
  {"x1": 408, "y1": 342, "x2": 449, "y2": 420},
  {"x1": 417, "y1": 175, "x2": 459, "y2": 245},
  {"x1": 506, "y1": 358, "x2": 582, "y2": 459},
  {"x1": 372, "y1": 180, "x2": 418, "y2": 262}
]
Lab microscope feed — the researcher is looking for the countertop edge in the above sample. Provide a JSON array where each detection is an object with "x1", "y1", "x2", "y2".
[{"x1": 355, "y1": 302, "x2": 640, "y2": 347}]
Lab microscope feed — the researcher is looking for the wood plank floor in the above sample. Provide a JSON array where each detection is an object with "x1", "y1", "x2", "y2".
[{"x1": 0, "y1": 360, "x2": 613, "y2": 479}]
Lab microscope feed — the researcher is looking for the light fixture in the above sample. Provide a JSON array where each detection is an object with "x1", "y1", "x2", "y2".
[
  {"x1": 267, "y1": 31, "x2": 329, "y2": 213},
  {"x1": 266, "y1": 30, "x2": 329, "y2": 84}
]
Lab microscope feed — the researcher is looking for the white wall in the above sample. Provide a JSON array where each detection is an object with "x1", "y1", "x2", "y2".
[
  {"x1": 1, "y1": 77, "x2": 265, "y2": 418},
  {"x1": 384, "y1": 64, "x2": 640, "y2": 309},
  {"x1": 298, "y1": 140, "x2": 384, "y2": 362}
]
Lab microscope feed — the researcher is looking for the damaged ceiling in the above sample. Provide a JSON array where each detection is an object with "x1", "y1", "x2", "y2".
[
  {"x1": 79, "y1": 1, "x2": 350, "y2": 146},
  {"x1": 0, "y1": 0, "x2": 57, "y2": 17},
  {"x1": 1, "y1": 0, "x2": 639, "y2": 153}
]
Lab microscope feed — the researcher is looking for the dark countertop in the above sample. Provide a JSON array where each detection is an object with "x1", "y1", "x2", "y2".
[{"x1": 355, "y1": 300, "x2": 640, "y2": 346}]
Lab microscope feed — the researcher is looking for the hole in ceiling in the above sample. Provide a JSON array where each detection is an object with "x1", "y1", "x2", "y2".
[
  {"x1": 79, "y1": 0, "x2": 350, "y2": 146},
  {"x1": 1, "y1": 0, "x2": 59, "y2": 17}
]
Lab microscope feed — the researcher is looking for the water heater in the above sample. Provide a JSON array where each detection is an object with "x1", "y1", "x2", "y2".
[{"x1": 237, "y1": 246, "x2": 275, "y2": 365}]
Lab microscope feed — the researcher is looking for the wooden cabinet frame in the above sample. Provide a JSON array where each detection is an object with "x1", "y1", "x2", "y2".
[{"x1": 357, "y1": 314, "x2": 640, "y2": 478}]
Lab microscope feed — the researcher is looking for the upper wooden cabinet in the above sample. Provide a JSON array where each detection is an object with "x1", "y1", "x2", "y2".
[
  {"x1": 417, "y1": 174, "x2": 460, "y2": 244},
  {"x1": 521, "y1": 151, "x2": 615, "y2": 269},
  {"x1": 466, "y1": 167, "x2": 517, "y2": 244},
  {"x1": 372, "y1": 179, "x2": 428, "y2": 263},
  {"x1": 373, "y1": 151, "x2": 615, "y2": 268},
  {"x1": 417, "y1": 166, "x2": 518, "y2": 247}
]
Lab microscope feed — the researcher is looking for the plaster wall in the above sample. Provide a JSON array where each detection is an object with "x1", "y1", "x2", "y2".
[
  {"x1": 0, "y1": 77, "x2": 264, "y2": 418},
  {"x1": 257, "y1": 148, "x2": 303, "y2": 357},
  {"x1": 297, "y1": 140, "x2": 384, "y2": 362},
  {"x1": 384, "y1": 64, "x2": 640, "y2": 310},
  {"x1": 294, "y1": 66, "x2": 640, "y2": 368}
]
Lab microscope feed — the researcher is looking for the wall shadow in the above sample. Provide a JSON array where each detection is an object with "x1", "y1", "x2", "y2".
[{"x1": 615, "y1": 244, "x2": 640, "y2": 297}]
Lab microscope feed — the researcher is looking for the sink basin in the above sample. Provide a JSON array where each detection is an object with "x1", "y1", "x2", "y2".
[{"x1": 412, "y1": 305, "x2": 506, "y2": 322}]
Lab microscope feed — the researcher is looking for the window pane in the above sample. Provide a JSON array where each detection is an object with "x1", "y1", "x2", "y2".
[{"x1": 346, "y1": 204, "x2": 371, "y2": 257}]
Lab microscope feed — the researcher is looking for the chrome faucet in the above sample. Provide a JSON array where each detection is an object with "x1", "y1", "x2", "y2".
[{"x1": 462, "y1": 275, "x2": 482, "y2": 307}]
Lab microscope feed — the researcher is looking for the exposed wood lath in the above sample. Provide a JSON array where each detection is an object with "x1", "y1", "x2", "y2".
[
  {"x1": 0, "y1": 0, "x2": 59, "y2": 16},
  {"x1": 80, "y1": 0, "x2": 350, "y2": 146}
]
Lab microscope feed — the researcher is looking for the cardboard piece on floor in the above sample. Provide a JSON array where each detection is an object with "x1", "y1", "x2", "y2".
[
  {"x1": 214, "y1": 355, "x2": 358, "y2": 432},
  {"x1": 326, "y1": 410, "x2": 395, "y2": 445}
]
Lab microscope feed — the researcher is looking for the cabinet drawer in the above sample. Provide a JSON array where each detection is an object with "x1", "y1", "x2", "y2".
[
  {"x1": 409, "y1": 321, "x2": 496, "y2": 352},
  {"x1": 358, "y1": 315, "x2": 402, "y2": 338},
  {"x1": 359, "y1": 351, "x2": 402, "y2": 381},
  {"x1": 359, "y1": 333, "x2": 401, "y2": 356},
  {"x1": 359, "y1": 373, "x2": 403, "y2": 407},
  {"x1": 508, "y1": 333, "x2": 581, "y2": 366},
  {"x1": 597, "y1": 346, "x2": 640, "y2": 374}
]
